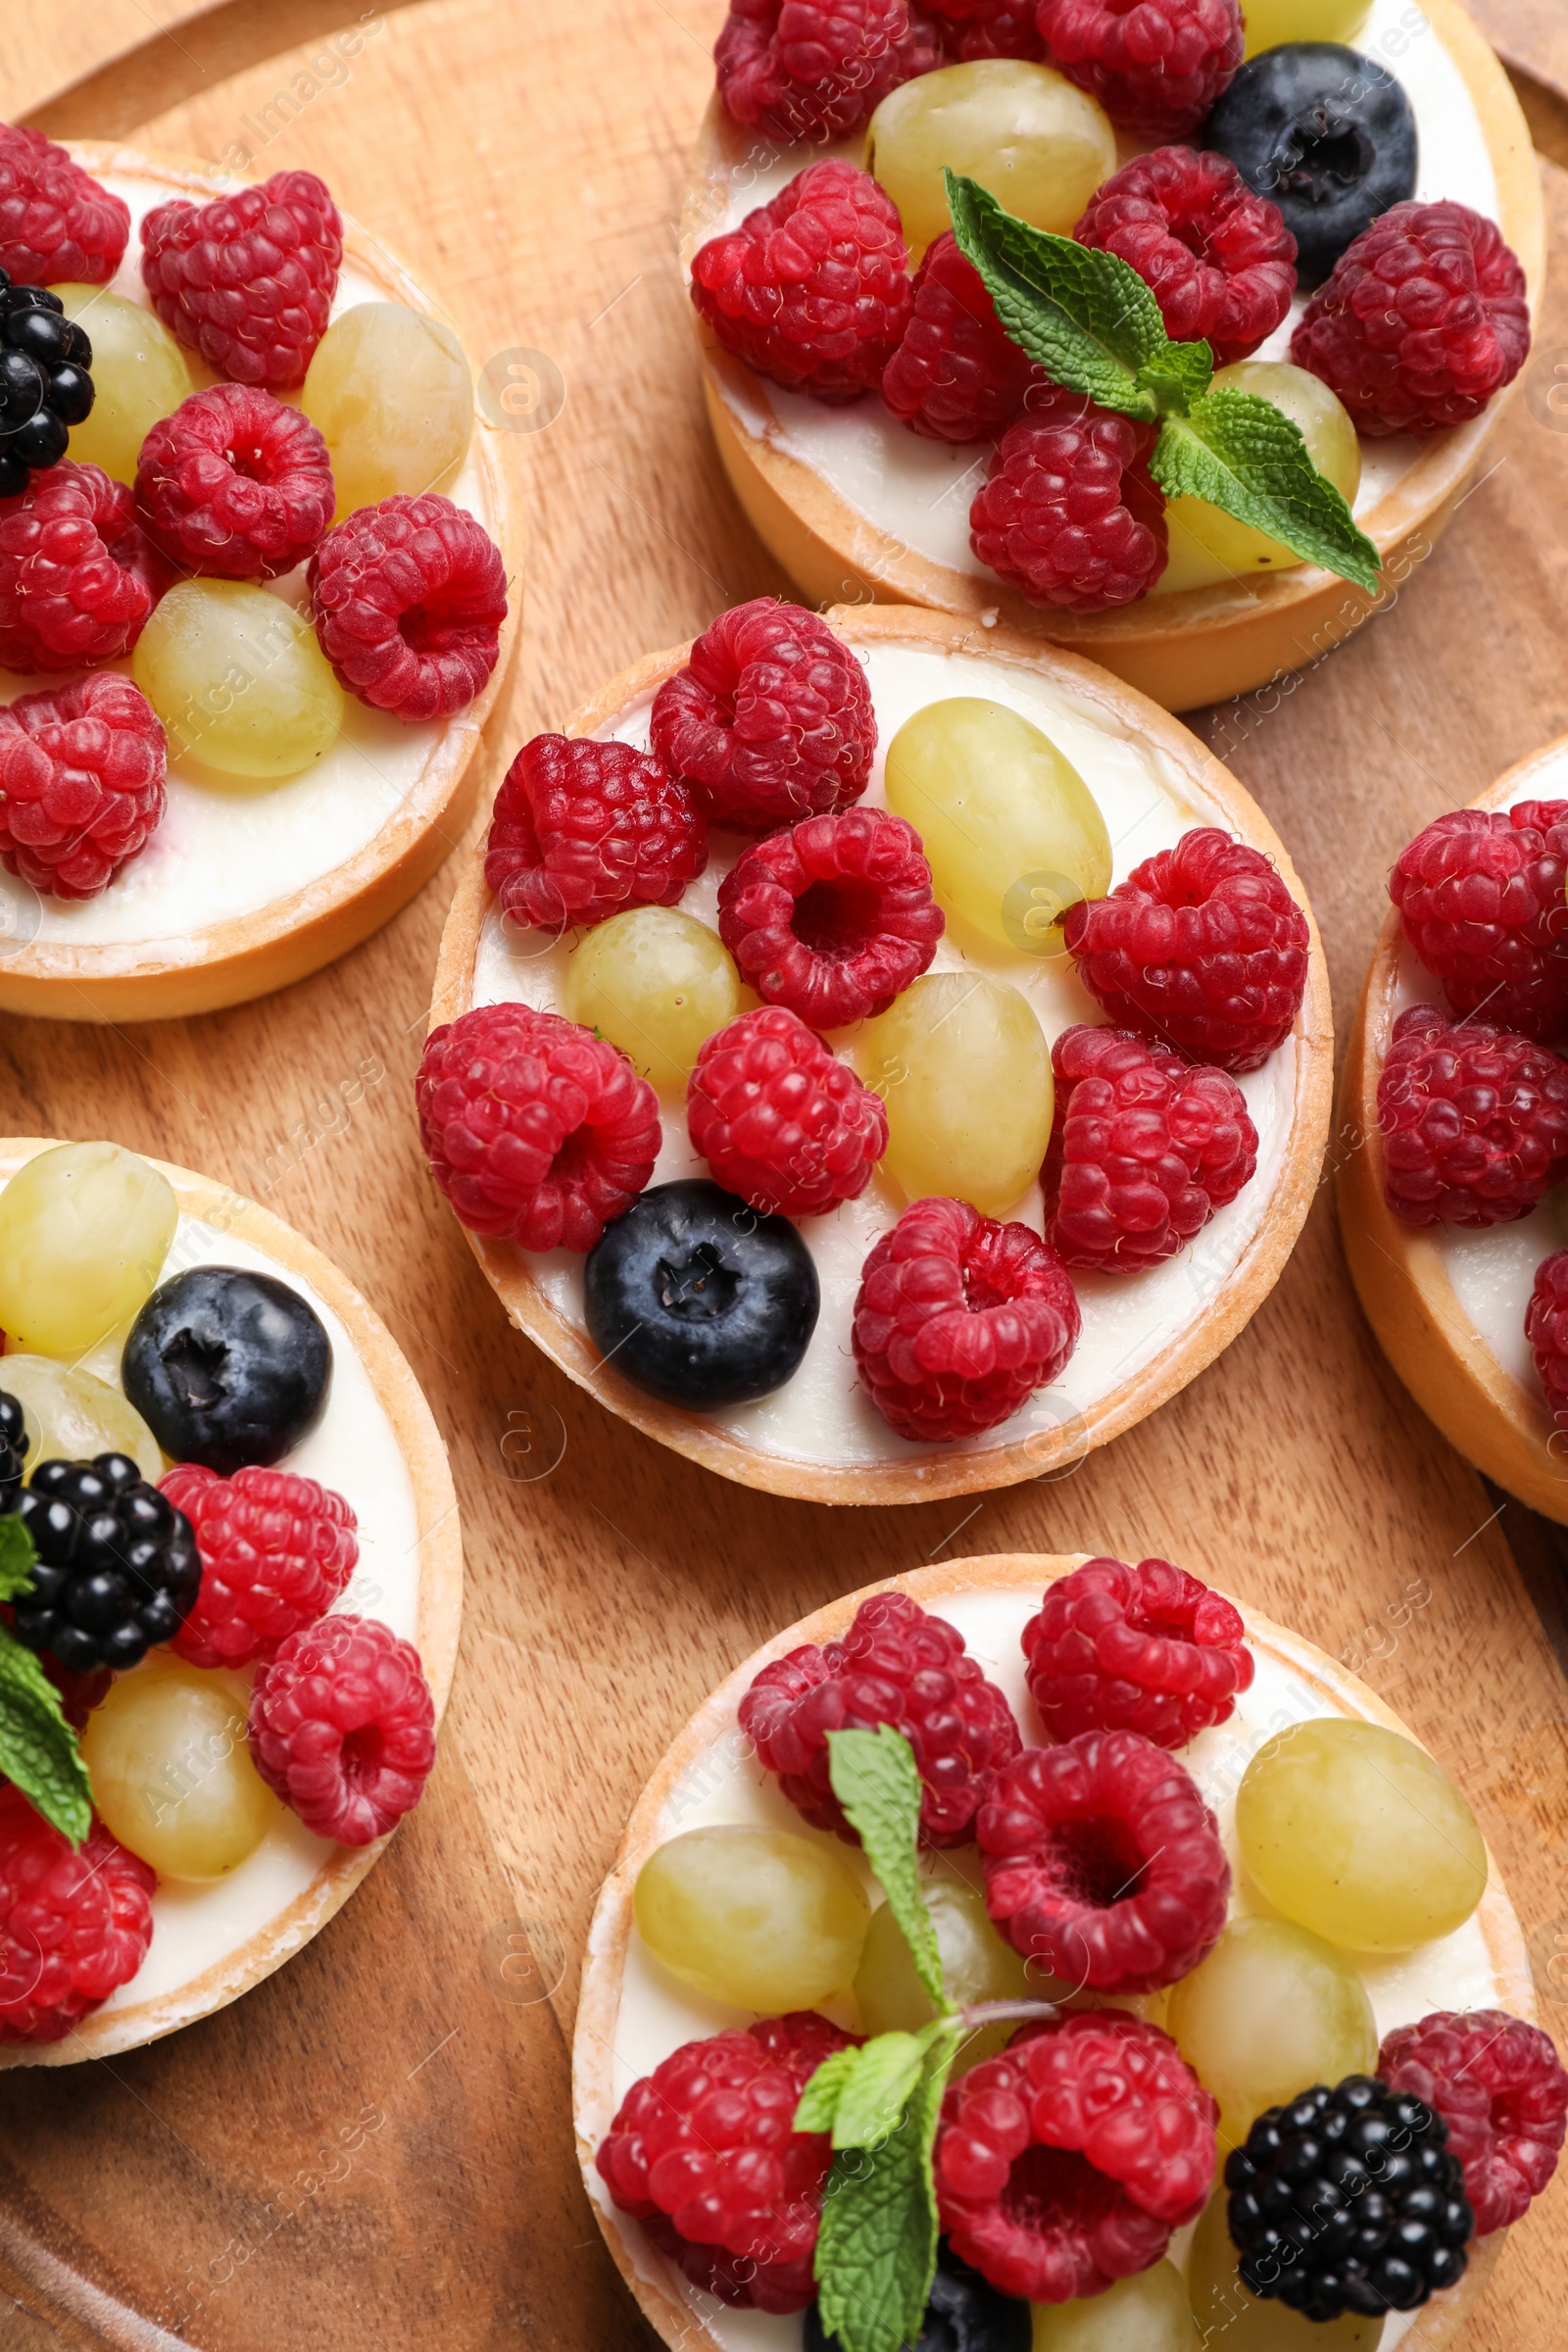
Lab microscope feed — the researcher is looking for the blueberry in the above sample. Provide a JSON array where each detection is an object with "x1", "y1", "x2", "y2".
[
  {"x1": 583, "y1": 1180, "x2": 818, "y2": 1410},
  {"x1": 1204, "y1": 44, "x2": 1418, "y2": 288},
  {"x1": 122, "y1": 1266, "x2": 333, "y2": 1472},
  {"x1": 806, "y1": 2246, "x2": 1031, "y2": 2352}
]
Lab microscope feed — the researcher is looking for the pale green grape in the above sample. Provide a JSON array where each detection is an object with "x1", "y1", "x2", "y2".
[
  {"x1": 52, "y1": 286, "x2": 194, "y2": 484},
  {"x1": 1244, "y1": 0, "x2": 1374, "y2": 57},
  {"x1": 1032, "y1": 2260, "x2": 1199, "y2": 2351},
  {"x1": 564, "y1": 907, "x2": 744, "y2": 1094},
  {"x1": 865, "y1": 61, "x2": 1116, "y2": 259},
  {"x1": 1158, "y1": 363, "x2": 1362, "y2": 594},
  {"x1": 2, "y1": 1353, "x2": 162, "y2": 1482},
  {"x1": 1189, "y1": 2191, "x2": 1385, "y2": 2347},
  {"x1": 301, "y1": 303, "x2": 472, "y2": 518},
  {"x1": 1166, "y1": 1916, "x2": 1377, "y2": 2149},
  {"x1": 634, "y1": 1824, "x2": 870, "y2": 2011},
  {"x1": 856, "y1": 1878, "x2": 1037, "y2": 2067},
  {"x1": 860, "y1": 970, "x2": 1053, "y2": 1216},
  {"x1": 0, "y1": 1143, "x2": 175, "y2": 1359},
  {"x1": 133, "y1": 580, "x2": 344, "y2": 780},
  {"x1": 84, "y1": 1659, "x2": 282, "y2": 1883}
]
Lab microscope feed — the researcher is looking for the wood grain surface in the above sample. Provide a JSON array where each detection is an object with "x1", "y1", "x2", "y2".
[{"x1": 1, "y1": 4, "x2": 1566, "y2": 2348}]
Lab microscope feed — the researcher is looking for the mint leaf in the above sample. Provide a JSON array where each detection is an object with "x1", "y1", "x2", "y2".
[
  {"x1": 799, "y1": 2018, "x2": 965, "y2": 2151},
  {"x1": 0, "y1": 1511, "x2": 36, "y2": 1602},
  {"x1": 796, "y1": 2044, "x2": 864, "y2": 2135},
  {"x1": 827, "y1": 1728, "x2": 945, "y2": 2008},
  {"x1": 814, "y1": 2064, "x2": 948, "y2": 2352},
  {"x1": 0, "y1": 1619, "x2": 91, "y2": 1844},
  {"x1": 1152, "y1": 389, "x2": 1382, "y2": 595},
  {"x1": 1138, "y1": 337, "x2": 1213, "y2": 412}
]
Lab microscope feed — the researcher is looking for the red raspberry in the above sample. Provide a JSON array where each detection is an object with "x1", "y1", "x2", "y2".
[
  {"x1": 1073, "y1": 148, "x2": 1296, "y2": 367},
  {"x1": 1389, "y1": 802, "x2": 1568, "y2": 1042},
  {"x1": 882, "y1": 230, "x2": 1051, "y2": 443},
  {"x1": 652, "y1": 599, "x2": 875, "y2": 829},
  {"x1": 163, "y1": 1462, "x2": 359, "y2": 1671},
  {"x1": 1526, "y1": 1250, "x2": 1568, "y2": 1438},
  {"x1": 248, "y1": 1613, "x2": 436, "y2": 1845},
  {"x1": 0, "y1": 1788, "x2": 154, "y2": 2042},
  {"x1": 1379, "y1": 1004, "x2": 1568, "y2": 1229},
  {"x1": 715, "y1": 0, "x2": 941, "y2": 141},
  {"x1": 934, "y1": 2014, "x2": 1217, "y2": 2301},
  {"x1": 1043, "y1": 1025, "x2": 1258, "y2": 1274},
  {"x1": 309, "y1": 493, "x2": 509, "y2": 722},
  {"x1": 716, "y1": 808, "x2": 942, "y2": 1027},
  {"x1": 0, "y1": 461, "x2": 169, "y2": 673},
  {"x1": 930, "y1": 0, "x2": 1045, "y2": 60},
  {"x1": 739, "y1": 1589, "x2": 1022, "y2": 1845},
  {"x1": 416, "y1": 1001, "x2": 661, "y2": 1251},
  {"x1": 140, "y1": 169, "x2": 343, "y2": 390},
  {"x1": 980, "y1": 1730, "x2": 1230, "y2": 1991},
  {"x1": 0, "y1": 126, "x2": 129, "y2": 285},
  {"x1": 596, "y1": 2012, "x2": 857, "y2": 2312},
  {"x1": 970, "y1": 393, "x2": 1169, "y2": 611},
  {"x1": 687, "y1": 1004, "x2": 888, "y2": 1215},
  {"x1": 1022, "y1": 1556, "x2": 1253, "y2": 1748},
  {"x1": 853, "y1": 1197, "x2": 1081, "y2": 1444},
  {"x1": 1292, "y1": 201, "x2": 1531, "y2": 437},
  {"x1": 134, "y1": 383, "x2": 335, "y2": 580},
  {"x1": 0, "y1": 673, "x2": 167, "y2": 901},
  {"x1": 1062, "y1": 828, "x2": 1309, "y2": 1074},
  {"x1": 1036, "y1": 0, "x2": 1244, "y2": 137},
  {"x1": 484, "y1": 734, "x2": 707, "y2": 934},
  {"x1": 1381, "y1": 2010, "x2": 1568, "y2": 2237}
]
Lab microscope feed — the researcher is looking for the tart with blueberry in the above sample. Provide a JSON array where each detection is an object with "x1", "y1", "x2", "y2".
[
  {"x1": 0, "y1": 1135, "x2": 459, "y2": 2064},
  {"x1": 0, "y1": 127, "x2": 518, "y2": 1022}
]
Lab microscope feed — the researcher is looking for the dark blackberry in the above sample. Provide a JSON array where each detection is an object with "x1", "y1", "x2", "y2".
[
  {"x1": 1226, "y1": 2075, "x2": 1473, "y2": 2323},
  {"x1": 11, "y1": 1454, "x2": 201, "y2": 1674},
  {"x1": 0, "y1": 1389, "x2": 28, "y2": 1515},
  {"x1": 0, "y1": 266, "x2": 95, "y2": 499},
  {"x1": 806, "y1": 2244, "x2": 1031, "y2": 2352}
]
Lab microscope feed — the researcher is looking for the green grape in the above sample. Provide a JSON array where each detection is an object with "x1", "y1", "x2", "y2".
[
  {"x1": 564, "y1": 907, "x2": 744, "y2": 1094},
  {"x1": 865, "y1": 60, "x2": 1116, "y2": 259},
  {"x1": 860, "y1": 970, "x2": 1053, "y2": 1217},
  {"x1": 634, "y1": 1824, "x2": 870, "y2": 2011},
  {"x1": 856, "y1": 1878, "x2": 1037, "y2": 2068},
  {"x1": 52, "y1": 286, "x2": 194, "y2": 485},
  {"x1": 883, "y1": 699, "x2": 1111, "y2": 955},
  {"x1": 2, "y1": 1354, "x2": 163, "y2": 1482},
  {"x1": 1189, "y1": 2191, "x2": 1385, "y2": 2347},
  {"x1": 1032, "y1": 2260, "x2": 1199, "y2": 2351},
  {"x1": 0, "y1": 1142, "x2": 175, "y2": 1359},
  {"x1": 1166, "y1": 1917, "x2": 1377, "y2": 2149},
  {"x1": 133, "y1": 580, "x2": 344, "y2": 780},
  {"x1": 1236, "y1": 1718, "x2": 1488, "y2": 1952},
  {"x1": 1243, "y1": 0, "x2": 1374, "y2": 58},
  {"x1": 84, "y1": 1659, "x2": 282, "y2": 1883},
  {"x1": 301, "y1": 303, "x2": 472, "y2": 518},
  {"x1": 1158, "y1": 363, "x2": 1362, "y2": 595}
]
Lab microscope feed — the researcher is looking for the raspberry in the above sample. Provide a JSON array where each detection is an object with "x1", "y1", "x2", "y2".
[
  {"x1": 687, "y1": 1004, "x2": 888, "y2": 1215},
  {"x1": 417, "y1": 1001, "x2": 660, "y2": 1251},
  {"x1": 0, "y1": 1788, "x2": 154, "y2": 2042},
  {"x1": 1526, "y1": 1250, "x2": 1568, "y2": 1438},
  {"x1": 930, "y1": 0, "x2": 1045, "y2": 60},
  {"x1": 1381, "y1": 2010, "x2": 1568, "y2": 2237},
  {"x1": 882, "y1": 231, "x2": 1051, "y2": 443},
  {"x1": 1038, "y1": 0, "x2": 1242, "y2": 136},
  {"x1": 1073, "y1": 147, "x2": 1296, "y2": 367},
  {"x1": 690, "y1": 162, "x2": 912, "y2": 405},
  {"x1": 308, "y1": 493, "x2": 509, "y2": 721},
  {"x1": 738, "y1": 1589, "x2": 1022, "y2": 1845},
  {"x1": 980, "y1": 1730, "x2": 1230, "y2": 1991},
  {"x1": 0, "y1": 461, "x2": 169, "y2": 673},
  {"x1": 716, "y1": 808, "x2": 943, "y2": 1027},
  {"x1": 484, "y1": 734, "x2": 707, "y2": 934},
  {"x1": 652, "y1": 599, "x2": 875, "y2": 829},
  {"x1": 1021, "y1": 1556, "x2": 1254, "y2": 1748},
  {"x1": 1389, "y1": 802, "x2": 1568, "y2": 1042},
  {"x1": 140, "y1": 169, "x2": 343, "y2": 390},
  {"x1": 597, "y1": 2012, "x2": 857, "y2": 2312},
  {"x1": 248, "y1": 1613, "x2": 436, "y2": 1845},
  {"x1": 0, "y1": 673, "x2": 167, "y2": 901},
  {"x1": 163, "y1": 1462, "x2": 359, "y2": 1672},
  {"x1": 715, "y1": 0, "x2": 942, "y2": 141},
  {"x1": 0, "y1": 127, "x2": 128, "y2": 286},
  {"x1": 1292, "y1": 201, "x2": 1531, "y2": 437},
  {"x1": 1379, "y1": 1004, "x2": 1568, "y2": 1229},
  {"x1": 934, "y1": 2014, "x2": 1217, "y2": 2301},
  {"x1": 852, "y1": 1197, "x2": 1081, "y2": 1444},
  {"x1": 134, "y1": 383, "x2": 335, "y2": 580},
  {"x1": 1062, "y1": 828, "x2": 1309, "y2": 1074},
  {"x1": 970, "y1": 394, "x2": 1169, "y2": 611},
  {"x1": 1043, "y1": 1024, "x2": 1258, "y2": 1274}
]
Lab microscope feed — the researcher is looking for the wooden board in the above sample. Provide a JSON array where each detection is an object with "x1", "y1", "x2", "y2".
[{"x1": 1, "y1": 4, "x2": 1567, "y2": 2346}]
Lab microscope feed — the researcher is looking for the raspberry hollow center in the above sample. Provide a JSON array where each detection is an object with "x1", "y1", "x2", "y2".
[
  {"x1": 1000, "y1": 2143, "x2": 1106, "y2": 2234},
  {"x1": 1049, "y1": 1817, "x2": 1151, "y2": 1911},
  {"x1": 399, "y1": 598, "x2": 462, "y2": 654},
  {"x1": 791, "y1": 876, "x2": 882, "y2": 957},
  {"x1": 225, "y1": 437, "x2": 274, "y2": 482}
]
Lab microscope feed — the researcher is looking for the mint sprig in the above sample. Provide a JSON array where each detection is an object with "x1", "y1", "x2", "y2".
[
  {"x1": 0, "y1": 1512, "x2": 92, "y2": 1842},
  {"x1": 945, "y1": 171, "x2": 1382, "y2": 597},
  {"x1": 813, "y1": 2065, "x2": 950, "y2": 2352},
  {"x1": 827, "y1": 1727, "x2": 945, "y2": 2007}
]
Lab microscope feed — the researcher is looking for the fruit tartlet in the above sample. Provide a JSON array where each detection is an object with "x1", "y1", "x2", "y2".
[
  {"x1": 0, "y1": 1135, "x2": 460, "y2": 2064},
  {"x1": 0, "y1": 127, "x2": 517, "y2": 1021},
  {"x1": 427, "y1": 600, "x2": 1330, "y2": 1501},
  {"x1": 575, "y1": 1553, "x2": 1557, "y2": 2351},
  {"x1": 680, "y1": 0, "x2": 1543, "y2": 710}
]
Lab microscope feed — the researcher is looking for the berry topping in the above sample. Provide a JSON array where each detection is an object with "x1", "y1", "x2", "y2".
[
  {"x1": 852, "y1": 1196, "x2": 1081, "y2": 1444},
  {"x1": 1526, "y1": 1250, "x2": 1568, "y2": 1439},
  {"x1": 308, "y1": 491, "x2": 509, "y2": 722},
  {"x1": 1062, "y1": 828, "x2": 1310, "y2": 1074},
  {"x1": 934, "y1": 2014, "x2": 1218, "y2": 2301},
  {"x1": 1292, "y1": 200, "x2": 1531, "y2": 437},
  {"x1": 807, "y1": 2246, "x2": 1031, "y2": 2352},
  {"x1": 0, "y1": 672, "x2": 167, "y2": 901},
  {"x1": 10, "y1": 1452, "x2": 201, "y2": 1674},
  {"x1": 979, "y1": 1729, "x2": 1231, "y2": 1990},
  {"x1": 882, "y1": 230, "x2": 1049, "y2": 443},
  {"x1": 1073, "y1": 147, "x2": 1296, "y2": 368},
  {"x1": 687, "y1": 1004, "x2": 889, "y2": 1216},
  {"x1": 248, "y1": 1613, "x2": 436, "y2": 1845},
  {"x1": 163, "y1": 1462, "x2": 359, "y2": 1671},
  {"x1": 0, "y1": 129, "x2": 128, "y2": 287},
  {"x1": 1022, "y1": 1556, "x2": 1254, "y2": 1748},
  {"x1": 715, "y1": 0, "x2": 941, "y2": 142},
  {"x1": 1037, "y1": 0, "x2": 1244, "y2": 138},
  {"x1": 690, "y1": 160, "x2": 913, "y2": 405},
  {"x1": 716, "y1": 808, "x2": 943, "y2": 1028},
  {"x1": 0, "y1": 274, "x2": 98, "y2": 499},
  {"x1": 134, "y1": 382, "x2": 335, "y2": 579},
  {"x1": 416, "y1": 1000, "x2": 661, "y2": 1251},
  {"x1": 122, "y1": 1266, "x2": 333, "y2": 1475},
  {"x1": 0, "y1": 1788, "x2": 154, "y2": 2043},
  {"x1": 928, "y1": 0, "x2": 1044, "y2": 60},
  {"x1": 740, "y1": 1589, "x2": 1022, "y2": 1846},
  {"x1": 1043, "y1": 1024, "x2": 1259, "y2": 1273},
  {"x1": 1379, "y1": 1004, "x2": 1568, "y2": 1229},
  {"x1": 1389, "y1": 802, "x2": 1568, "y2": 1042},
  {"x1": 140, "y1": 168, "x2": 343, "y2": 390},
  {"x1": 1380, "y1": 2010, "x2": 1568, "y2": 2238},
  {"x1": 969, "y1": 393, "x2": 1169, "y2": 611},
  {"x1": 0, "y1": 1388, "x2": 26, "y2": 1510},
  {"x1": 0, "y1": 460, "x2": 167, "y2": 672},
  {"x1": 483, "y1": 733, "x2": 707, "y2": 934},
  {"x1": 596, "y1": 2012, "x2": 858, "y2": 2313},
  {"x1": 652, "y1": 599, "x2": 875, "y2": 829}
]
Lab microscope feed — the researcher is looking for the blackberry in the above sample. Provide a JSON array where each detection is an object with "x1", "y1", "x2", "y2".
[
  {"x1": 1226, "y1": 2076, "x2": 1473, "y2": 2323},
  {"x1": 0, "y1": 270, "x2": 95, "y2": 500},
  {"x1": 0, "y1": 1389, "x2": 28, "y2": 1514},
  {"x1": 11, "y1": 1454, "x2": 201, "y2": 1674}
]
